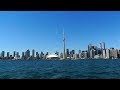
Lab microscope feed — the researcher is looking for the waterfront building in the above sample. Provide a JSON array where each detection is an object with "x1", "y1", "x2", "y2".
[
  {"x1": 103, "y1": 49, "x2": 106, "y2": 59},
  {"x1": 88, "y1": 44, "x2": 92, "y2": 58},
  {"x1": 94, "y1": 46, "x2": 99, "y2": 55},
  {"x1": 88, "y1": 44, "x2": 92, "y2": 51},
  {"x1": 72, "y1": 50, "x2": 75, "y2": 57},
  {"x1": 106, "y1": 49, "x2": 110, "y2": 59},
  {"x1": 21, "y1": 52, "x2": 25, "y2": 59},
  {"x1": 79, "y1": 52, "x2": 82, "y2": 59},
  {"x1": 102, "y1": 42, "x2": 105, "y2": 50},
  {"x1": 81, "y1": 51, "x2": 85, "y2": 59},
  {"x1": 46, "y1": 54, "x2": 60, "y2": 60},
  {"x1": 32, "y1": 49, "x2": 35, "y2": 58},
  {"x1": 40, "y1": 52, "x2": 44, "y2": 59},
  {"x1": 66, "y1": 49, "x2": 69, "y2": 58},
  {"x1": 13, "y1": 51, "x2": 16, "y2": 57},
  {"x1": 60, "y1": 53, "x2": 63, "y2": 59},
  {"x1": 79, "y1": 50, "x2": 81, "y2": 54},
  {"x1": 7, "y1": 52, "x2": 10, "y2": 58},
  {"x1": 70, "y1": 51, "x2": 72, "y2": 58},
  {"x1": 73, "y1": 54, "x2": 76, "y2": 59},
  {"x1": 25, "y1": 49, "x2": 30, "y2": 59},
  {"x1": 36, "y1": 52, "x2": 39, "y2": 59},
  {"x1": 75, "y1": 53, "x2": 79, "y2": 59},
  {"x1": 114, "y1": 49, "x2": 118, "y2": 59},
  {"x1": 84, "y1": 51, "x2": 88, "y2": 59},
  {"x1": 110, "y1": 48, "x2": 118, "y2": 59},
  {"x1": 99, "y1": 43, "x2": 103, "y2": 50},
  {"x1": 118, "y1": 50, "x2": 120, "y2": 58},
  {"x1": 90, "y1": 49, "x2": 95, "y2": 59},
  {"x1": 10, "y1": 55, "x2": 13, "y2": 59},
  {"x1": 99, "y1": 43, "x2": 103, "y2": 55},
  {"x1": 1, "y1": 51, "x2": 5, "y2": 58},
  {"x1": 16, "y1": 52, "x2": 19, "y2": 58}
]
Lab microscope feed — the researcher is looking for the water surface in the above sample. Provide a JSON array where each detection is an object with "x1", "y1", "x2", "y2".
[{"x1": 0, "y1": 59, "x2": 120, "y2": 79}]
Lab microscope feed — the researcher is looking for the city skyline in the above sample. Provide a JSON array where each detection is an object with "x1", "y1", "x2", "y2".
[
  {"x1": 0, "y1": 41, "x2": 119, "y2": 60},
  {"x1": 0, "y1": 11, "x2": 120, "y2": 53}
]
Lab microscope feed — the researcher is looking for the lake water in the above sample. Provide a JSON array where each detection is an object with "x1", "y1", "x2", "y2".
[{"x1": 0, "y1": 59, "x2": 120, "y2": 79}]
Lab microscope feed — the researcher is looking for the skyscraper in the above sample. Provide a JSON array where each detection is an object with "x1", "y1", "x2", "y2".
[
  {"x1": 25, "y1": 49, "x2": 30, "y2": 58},
  {"x1": 102, "y1": 42, "x2": 105, "y2": 50},
  {"x1": 36, "y1": 52, "x2": 39, "y2": 59},
  {"x1": 90, "y1": 49, "x2": 95, "y2": 59},
  {"x1": 88, "y1": 44, "x2": 92, "y2": 58},
  {"x1": 16, "y1": 52, "x2": 19, "y2": 58},
  {"x1": 79, "y1": 50, "x2": 81, "y2": 54},
  {"x1": 40, "y1": 52, "x2": 44, "y2": 59},
  {"x1": 66, "y1": 49, "x2": 69, "y2": 58},
  {"x1": 99, "y1": 43, "x2": 102, "y2": 50},
  {"x1": 84, "y1": 51, "x2": 88, "y2": 59},
  {"x1": 13, "y1": 51, "x2": 16, "y2": 57},
  {"x1": 22, "y1": 52, "x2": 25, "y2": 58},
  {"x1": 88, "y1": 44, "x2": 92, "y2": 53},
  {"x1": 1, "y1": 51, "x2": 5, "y2": 58},
  {"x1": 106, "y1": 49, "x2": 110, "y2": 59},
  {"x1": 7, "y1": 52, "x2": 10, "y2": 58},
  {"x1": 32, "y1": 49, "x2": 35, "y2": 58},
  {"x1": 103, "y1": 49, "x2": 106, "y2": 59}
]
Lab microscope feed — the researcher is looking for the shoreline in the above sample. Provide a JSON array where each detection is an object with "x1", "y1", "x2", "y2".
[{"x1": 0, "y1": 59, "x2": 119, "y2": 60}]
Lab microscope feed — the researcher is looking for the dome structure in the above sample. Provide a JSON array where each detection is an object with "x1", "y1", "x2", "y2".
[{"x1": 46, "y1": 54, "x2": 60, "y2": 60}]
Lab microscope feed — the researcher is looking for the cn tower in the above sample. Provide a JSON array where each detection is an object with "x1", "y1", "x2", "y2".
[{"x1": 63, "y1": 29, "x2": 66, "y2": 59}]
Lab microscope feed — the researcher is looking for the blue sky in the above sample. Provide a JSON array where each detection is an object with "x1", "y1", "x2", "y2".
[{"x1": 0, "y1": 11, "x2": 120, "y2": 54}]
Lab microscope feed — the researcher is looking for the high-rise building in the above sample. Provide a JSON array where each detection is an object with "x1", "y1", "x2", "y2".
[
  {"x1": 99, "y1": 43, "x2": 102, "y2": 50},
  {"x1": 66, "y1": 49, "x2": 69, "y2": 58},
  {"x1": 106, "y1": 49, "x2": 110, "y2": 59},
  {"x1": 94, "y1": 46, "x2": 99, "y2": 55},
  {"x1": 22, "y1": 52, "x2": 25, "y2": 58},
  {"x1": 16, "y1": 52, "x2": 19, "y2": 58},
  {"x1": 7, "y1": 52, "x2": 10, "y2": 58},
  {"x1": 79, "y1": 51, "x2": 82, "y2": 59},
  {"x1": 110, "y1": 48, "x2": 118, "y2": 59},
  {"x1": 1, "y1": 51, "x2": 5, "y2": 58},
  {"x1": 81, "y1": 51, "x2": 85, "y2": 59},
  {"x1": 118, "y1": 50, "x2": 120, "y2": 58},
  {"x1": 114, "y1": 49, "x2": 118, "y2": 59},
  {"x1": 13, "y1": 51, "x2": 16, "y2": 57},
  {"x1": 25, "y1": 49, "x2": 30, "y2": 58},
  {"x1": 88, "y1": 44, "x2": 92, "y2": 51},
  {"x1": 40, "y1": 52, "x2": 44, "y2": 59},
  {"x1": 60, "y1": 53, "x2": 63, "y2": 59},
  {"x1": 79, "y1": 50, "x2": 81, "y2": 54},
  {"x1": 75, "y1": 54, "x2": 79, "y2": 59},
  {"x1": 72, "y1": 50, "x2": 75, "y2": 55},
  {"x1": 36, "y1": 52, "x2": 39, "y2": 59},
  {"x1": 90, "y1": 49, "x2": 95, "y2": 59},
  {"x1": 88, "y1": 44, "x2": 93, "y2": 58},
  {"x1": 102, "y1": 42, "x2": 105, "y2": 50},
  {"x1": 46, "y1": 52, "x2": 49, "y2": 55},
  {"x1": 32, "y1": 49, "x2": 35, "y2": 58},
  {"x1": 102, "y1": 49, "x2": 106, "y2": 59},
  {"x1": 84, "y1": 51, "x2": 88, "y2": 59}
]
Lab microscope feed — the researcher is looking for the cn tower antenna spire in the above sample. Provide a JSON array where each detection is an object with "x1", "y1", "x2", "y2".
[{"x1": 62, "y1": 26, "x2": 66, "y2": 59}]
